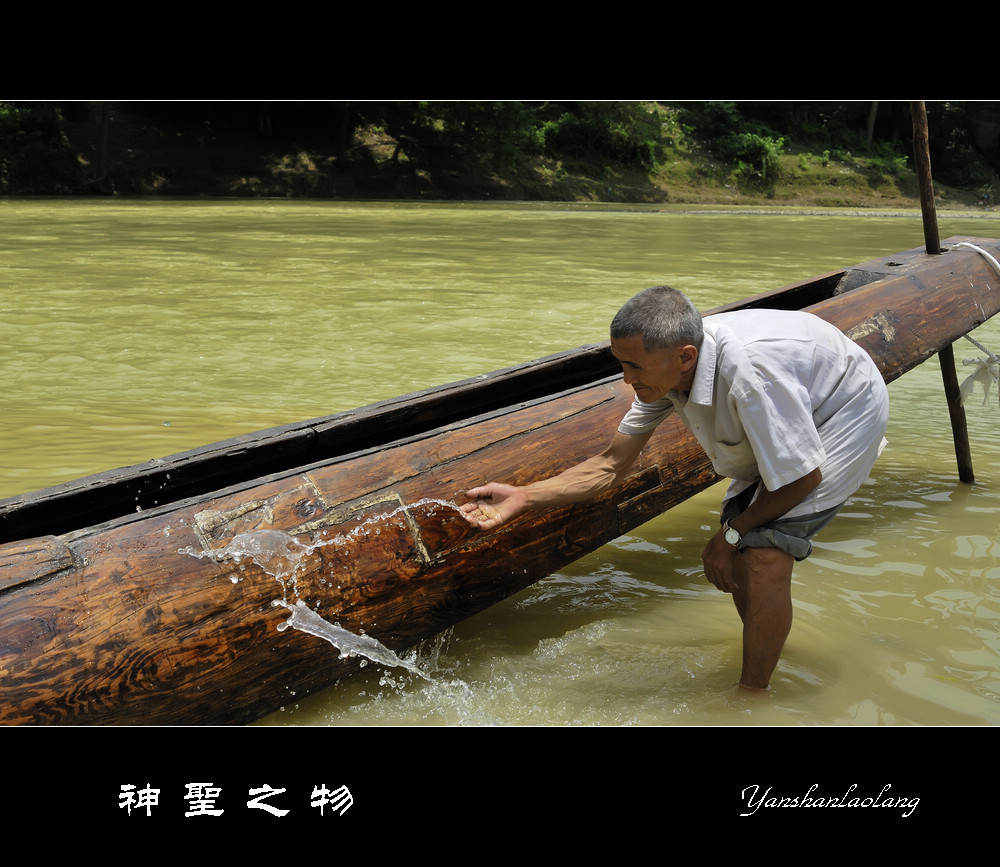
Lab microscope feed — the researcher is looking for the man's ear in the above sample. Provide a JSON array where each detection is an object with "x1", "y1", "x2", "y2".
[{"x1": 679, "y1": 344, "x2": 698, "y2": 372}]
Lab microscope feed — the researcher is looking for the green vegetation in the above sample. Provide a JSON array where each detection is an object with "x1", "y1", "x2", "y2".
[{"x1": 1, "y1": 101, "x2": 998, "y2": 209}]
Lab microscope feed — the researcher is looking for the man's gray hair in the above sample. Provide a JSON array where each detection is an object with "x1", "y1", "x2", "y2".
[{"x1": 610, "y1": 285, "x2": 704, "y2": 351}]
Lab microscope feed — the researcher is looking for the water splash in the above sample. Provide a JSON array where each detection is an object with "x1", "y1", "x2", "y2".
[
  {"x1": 275, "y1": 599, "x2": 430, "y2": 680},
  {"x1": 181, "y1": 497, "x2": 464, "y2": 678},
  {"x1": 221, "y1": 528, "x2": 312, "y2": 579}
]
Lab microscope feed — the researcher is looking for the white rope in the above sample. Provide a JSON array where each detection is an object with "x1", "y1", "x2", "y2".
[
  {"x1": 953, "y1": 242, "x2": 1000, "y2": 408},
  {"x1": 954, "y1": 240, "x2": 1000, "y2": 277}
]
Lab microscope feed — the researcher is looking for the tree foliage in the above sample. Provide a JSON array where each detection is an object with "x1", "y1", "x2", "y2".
[{"x1": 0, "y1": 100, "x2": 997, "y2": 199}]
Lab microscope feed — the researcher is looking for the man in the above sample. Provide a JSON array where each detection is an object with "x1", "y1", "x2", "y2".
[{"x1": 461, "y1": 285, "x2": 889, "y2": 692}]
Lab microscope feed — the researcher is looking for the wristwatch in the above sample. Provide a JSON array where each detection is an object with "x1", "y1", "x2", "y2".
[{"x1": 723, "y1": 520, "x2": 741, "y2": 546}]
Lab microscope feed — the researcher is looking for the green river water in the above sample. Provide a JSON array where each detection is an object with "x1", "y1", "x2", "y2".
[{"x1": 2, "y1": 198, "x2": 999, "y2": 729}]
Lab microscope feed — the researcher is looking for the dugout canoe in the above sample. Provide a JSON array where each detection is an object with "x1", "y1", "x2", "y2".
[{"x1": 2, "y1": 235, "x2": 999, "y2": 726}]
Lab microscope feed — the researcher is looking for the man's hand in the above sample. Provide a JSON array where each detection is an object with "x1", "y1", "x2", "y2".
[
  {"x1": 702, "y1": 470, "x2": 822, "y2": 593},
  {"x1": 460, "y1": 483, "x2": 528, "y2": 530},
  {"x1": 702, "y1": 529, "x2": 740, "y2": 593}
]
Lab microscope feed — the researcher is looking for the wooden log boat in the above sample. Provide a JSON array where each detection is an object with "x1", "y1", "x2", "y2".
[{"x1": 2, "y1": 235, "x2": 999, "y2": 726}]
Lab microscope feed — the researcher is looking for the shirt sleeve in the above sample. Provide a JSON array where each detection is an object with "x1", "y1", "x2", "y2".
[{"x1": 618, "y1": 395, "x2": 675, "y2": 436}]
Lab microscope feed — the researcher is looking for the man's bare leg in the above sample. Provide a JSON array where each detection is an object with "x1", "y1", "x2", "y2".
[{"x1": 730, "y1": 547, "x2": 794, "y2": 690}]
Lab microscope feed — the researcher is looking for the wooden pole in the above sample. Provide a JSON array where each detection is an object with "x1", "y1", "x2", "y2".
[
  {"x1": 939, "y1": 343, "x2": 975, "y2": 482},
  {"x1": 910, "y1": 100, "x2": 975, "y2": 482},
  {"x1": 911, "y1": 101, "x2": 941, "y2": 255}
]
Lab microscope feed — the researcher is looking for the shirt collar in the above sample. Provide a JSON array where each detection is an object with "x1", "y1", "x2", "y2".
[{"x1": 668, "y1": 327, "x2": 716, "y2": 407}]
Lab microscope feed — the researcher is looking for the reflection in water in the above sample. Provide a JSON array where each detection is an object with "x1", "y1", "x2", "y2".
[{"x1": 2, "y1": 200, "x2": 999, "y2": 726}]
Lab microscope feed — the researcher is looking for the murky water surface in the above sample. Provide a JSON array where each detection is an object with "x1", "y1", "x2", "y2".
[{"x1": 2, "y1": 199, "x2": 999, "y2": 726}]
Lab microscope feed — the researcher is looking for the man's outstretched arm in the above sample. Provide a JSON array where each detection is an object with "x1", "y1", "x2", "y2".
[{"x1": 461, "y1": 430, "x2": 653, "y2": 530}]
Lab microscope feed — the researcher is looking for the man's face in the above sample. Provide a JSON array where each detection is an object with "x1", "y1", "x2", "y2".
[{"x1": 610, "y1": 334, "x2": 697, "y2": 402}]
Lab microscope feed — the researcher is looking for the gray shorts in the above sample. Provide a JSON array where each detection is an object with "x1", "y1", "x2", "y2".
[{"x1": 720, "y1": 483, "x2": 843, "y2": 561}]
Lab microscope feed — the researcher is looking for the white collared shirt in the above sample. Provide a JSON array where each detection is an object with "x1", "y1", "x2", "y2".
[{"x1": 618, "y1": 309, "x2": 889, "y2": 517}]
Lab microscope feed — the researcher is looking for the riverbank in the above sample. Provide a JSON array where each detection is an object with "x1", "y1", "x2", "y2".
[
  {"x1": 220, "y1": 133, "x2": 993, "y2": 212},
  {"x1": 252, "y1": 114, "x2": 994, "y2": 211},
  {"x1": 538, "y1": 148, "x2": 990, "y2": 212}
]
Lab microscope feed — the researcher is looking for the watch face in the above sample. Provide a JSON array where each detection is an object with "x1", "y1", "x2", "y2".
[{"x1": 725, "y1": 527, "x2": 740, "y2": 545}]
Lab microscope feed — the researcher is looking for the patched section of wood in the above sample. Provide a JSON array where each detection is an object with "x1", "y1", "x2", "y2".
[
  {"x1": 402, "y1": 498, "x2": 481, "y2": 565},
  {"x1": 192, "y1": 476, "x2": 327, "y2": 550},
  {"x1": 0, "y1": 536, "x2": 74, "y2": 591},
  {"x1": 846, "y1": 312, "x2": 897, "y2": 345},
  {"x1": 194, "y1": 499, "x2": 275, "y2": 546}
]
